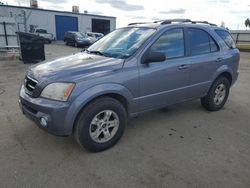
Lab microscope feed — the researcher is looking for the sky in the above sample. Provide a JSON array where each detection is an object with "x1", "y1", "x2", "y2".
[{"x1": 4, "y1": 0, "x2": 250, "y2": 29}]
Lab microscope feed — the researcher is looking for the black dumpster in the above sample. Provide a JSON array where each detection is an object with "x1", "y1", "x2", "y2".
[{"x1": 17, "y1": 32, "x2": 45, "y2": 63}]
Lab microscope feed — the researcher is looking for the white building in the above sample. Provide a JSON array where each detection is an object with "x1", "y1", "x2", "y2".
[{"x1": 0, "y1": 4, "x2": 116, "y2": 40}]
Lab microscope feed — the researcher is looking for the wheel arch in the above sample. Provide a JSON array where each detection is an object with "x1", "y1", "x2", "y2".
[
  {"x1": 65, "y1": 83, "x2": 135, "y2": 134},
  {"x1": 212, "y1": 65, "x2": 233, "y2": 86},
  {"x1": 218, "y1": 72, "x2": 232, "y2": 85}
]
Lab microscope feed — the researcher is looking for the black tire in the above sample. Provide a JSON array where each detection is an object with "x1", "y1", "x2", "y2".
[
  {"x1": 74, "y1": 97, "x2": 127, "y2": 152},
  {"x1": 201, "y1": 76, "x2": 230, "y2": 111}
]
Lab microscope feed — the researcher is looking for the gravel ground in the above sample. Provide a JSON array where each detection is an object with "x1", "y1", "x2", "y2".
[{"x1": 0, "y1": 42, "x2": 249, "y2": 188}]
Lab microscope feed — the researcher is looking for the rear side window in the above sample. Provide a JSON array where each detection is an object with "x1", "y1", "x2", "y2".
[
  {"x1": 215, "y1": 30, "x2": 236, "y2": 49},
  {"x1": 188, "y1": 28, "x2": 219, "y2": 55},
  {"x1": 150, "y1": 28, "x2": 185, "y2": 59}
]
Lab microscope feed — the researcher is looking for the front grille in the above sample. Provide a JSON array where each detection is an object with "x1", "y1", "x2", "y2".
[{"x1": 24, "y1": 76, "x2": 38, "y2": 95}]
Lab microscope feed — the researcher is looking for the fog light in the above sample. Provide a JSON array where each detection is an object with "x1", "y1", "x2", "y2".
[{"x1": 40, "y1": 117, "x2": 48, "y2": 127}]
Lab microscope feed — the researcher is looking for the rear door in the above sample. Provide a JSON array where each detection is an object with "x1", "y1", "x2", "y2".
[
  {"x1": 215, "y1": 29, "x2": 239, "y2": 78},
  {"x1": 64, "y1": 32, "x2": 69, "y2": 41},
  {"x1": 69, "y1": 33, "x2": 75, "y2": 43},
  {"x1": 186, "y1": 28, "x2": 222, "y2": 98}
]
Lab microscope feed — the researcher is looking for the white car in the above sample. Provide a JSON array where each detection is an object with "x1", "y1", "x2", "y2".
[
  {"x1": 80, "y1": 32, "x2": 97, "y2": 44},
  {"x1": 86, "y1": 32, "x2": 104, "y2": 40},
  {"x1": 33, "y1": 29, "x2": 54, "y2": 43}
]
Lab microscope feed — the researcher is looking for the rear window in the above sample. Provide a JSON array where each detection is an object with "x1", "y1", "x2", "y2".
[
  {"x1": 215, "y1": 30, "x2": 236, "y2": 49},
  {"x1": 188, "y1": 28, "x2": 219, "y2": 55}
]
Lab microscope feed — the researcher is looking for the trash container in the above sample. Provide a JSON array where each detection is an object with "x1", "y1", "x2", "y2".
[{"x1": 17, "y1": 32, "x2": 45, "y2": 63}]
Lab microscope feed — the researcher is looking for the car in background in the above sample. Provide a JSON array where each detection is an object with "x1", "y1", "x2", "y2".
[
  {"x1": 80, "y1": 32, "x2": 97, "y2": 44},
  {"x1": 64, "y1": 31, "x2": 93, "y2": 47},
  {"x1": 33, "y1": 29, "x2": 54, "y2": 43},
  {"x1": 86, "y1": 32, "x2": 104, "y2": 40}
]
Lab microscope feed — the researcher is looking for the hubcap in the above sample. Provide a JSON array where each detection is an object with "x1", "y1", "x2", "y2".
[
  {"x1": 214, "y1": 83, "x2": 226, "y2": 105},
  {"x1": 89, "y1": 110, "x2": 119, "y2": 143}
]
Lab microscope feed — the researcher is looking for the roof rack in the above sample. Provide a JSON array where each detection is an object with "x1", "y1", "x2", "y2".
[
  {"x1": 157, "y1": 19, "x2": 192, "y2": 25},
  {"x1": 191, "y1": 21, "x2": 217, "y2": 26},
  {"x1": 128, "y1": 22, "x2": 151, "y2": 26},
  {"x1": 128, "y1": 19, "x2": 217, "y2": 26}
]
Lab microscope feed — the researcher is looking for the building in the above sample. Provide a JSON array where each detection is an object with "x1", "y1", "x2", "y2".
[{"x1": 0, "y1": 4, "x2": 116, "y2": 40}]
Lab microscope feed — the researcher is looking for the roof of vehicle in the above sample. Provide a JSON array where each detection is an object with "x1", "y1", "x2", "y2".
[
  {"x1": 87, "y1": 32, "x2": 104, "y2": 35},
  {"x1": 65, "y1": 31, "x2": 87, "y2": 38},
  {"x1": 126, "y1": 19, "x2": 225, "y2": 31},
  {"x1": 66, "y1": 31, "x2": 79, "y2": 33}
]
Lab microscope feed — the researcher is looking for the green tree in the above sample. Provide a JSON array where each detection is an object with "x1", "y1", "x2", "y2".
[{"x1": 245, "y1": 18, "x2": 250, "y2": 30}]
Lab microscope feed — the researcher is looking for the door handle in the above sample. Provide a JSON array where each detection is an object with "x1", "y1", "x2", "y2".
[
  {"x1": 178, "y1": 64, "x2": 189, "y2": 70},
  {"x1": 215, "y1": 57, "x2": 223, "y2": 62}
]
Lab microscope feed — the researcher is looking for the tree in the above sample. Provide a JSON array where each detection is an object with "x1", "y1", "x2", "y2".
[{"x1": 245, "y1": 18, "x2": 250, "y2": 30}]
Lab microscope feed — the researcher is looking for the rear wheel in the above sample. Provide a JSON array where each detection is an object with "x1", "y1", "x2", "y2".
[
  {"x1": 74, "y1": 97, "x2": 127, "y2": 152},
  {"x1": 201, "y1": 76, "x2": 230, "y2": 111}
]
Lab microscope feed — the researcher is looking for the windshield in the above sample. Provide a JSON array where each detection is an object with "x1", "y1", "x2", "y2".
[
  {"x1": 97, "y1": 34, "x2": 104, "y2": 37},
  {"x1": 80, "y1": 32, "x2": 87, "y2": 38},
  {"x1": 75, "y1": 32, "x2": 86, "y2": 38},
  {"x1": 87, "y1": 27, "x2": 156, "y2": 59},
  {"x1": 36, "y1": 29, "x2": 47, "y2": 33}
]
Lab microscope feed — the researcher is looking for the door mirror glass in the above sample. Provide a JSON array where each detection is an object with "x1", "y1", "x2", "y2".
[{"x1": 141, "y1": 51, "x2": 166, "y2": 64}]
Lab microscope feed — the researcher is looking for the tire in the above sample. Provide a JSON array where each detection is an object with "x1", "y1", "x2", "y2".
[
  {"x1": 201, "y1": 76, "x2": 230, "y2": 111},
  {"x1": 74, "y1": 97, "x2": 127, "y2": 152}
]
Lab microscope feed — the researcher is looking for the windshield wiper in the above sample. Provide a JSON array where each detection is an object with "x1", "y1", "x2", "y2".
[{"x1": 86, "y1": 49, "x2": 107, "y2": 57}]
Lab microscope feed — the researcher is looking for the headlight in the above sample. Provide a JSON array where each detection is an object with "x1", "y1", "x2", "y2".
[{"x1": 41, "y1": 82, "x2": 75, "y2": 101}]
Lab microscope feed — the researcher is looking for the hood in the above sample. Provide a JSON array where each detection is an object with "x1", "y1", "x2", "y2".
[{"x1": 27, "y1": 52, "x2": 124, "y2": 83}]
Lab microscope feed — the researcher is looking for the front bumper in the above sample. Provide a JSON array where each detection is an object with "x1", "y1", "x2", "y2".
[{"x1": 19, "y1": 85, "x2": 72, "y2": 136}]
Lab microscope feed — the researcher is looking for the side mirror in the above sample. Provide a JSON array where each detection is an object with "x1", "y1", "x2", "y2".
[{"x1": 141, "y1": 51, "x2": 166, "y2": 64}]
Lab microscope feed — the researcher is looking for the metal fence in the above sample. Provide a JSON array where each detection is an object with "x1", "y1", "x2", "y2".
[
  {"x1": 230, "y1": 30, "x2": 250, "y2": 50},
  {"x1": 0, "y1": 17, "x2": 18, "y2": 49}
]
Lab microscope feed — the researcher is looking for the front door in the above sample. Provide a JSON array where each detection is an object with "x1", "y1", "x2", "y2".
[{"x1": 138, "y1": 28, "x2": 190, "y2": 111}]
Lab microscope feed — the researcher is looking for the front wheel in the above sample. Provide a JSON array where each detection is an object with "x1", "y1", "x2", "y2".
[
  {"x1": 74, "y1": 97, "x2": 127, "y2": 152},
  {"x1": 201, "y1": 76, "x2": 230, "y2": 111}
]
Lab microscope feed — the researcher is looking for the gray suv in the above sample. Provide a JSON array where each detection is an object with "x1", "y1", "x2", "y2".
[{"x1": 19, "y1": 19, "x2": 239, "y2": 152}]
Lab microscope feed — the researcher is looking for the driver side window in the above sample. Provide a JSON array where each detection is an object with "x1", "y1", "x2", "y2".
[{"x1": 150, "y1": 28, "x2": 185, "y2": 59}]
